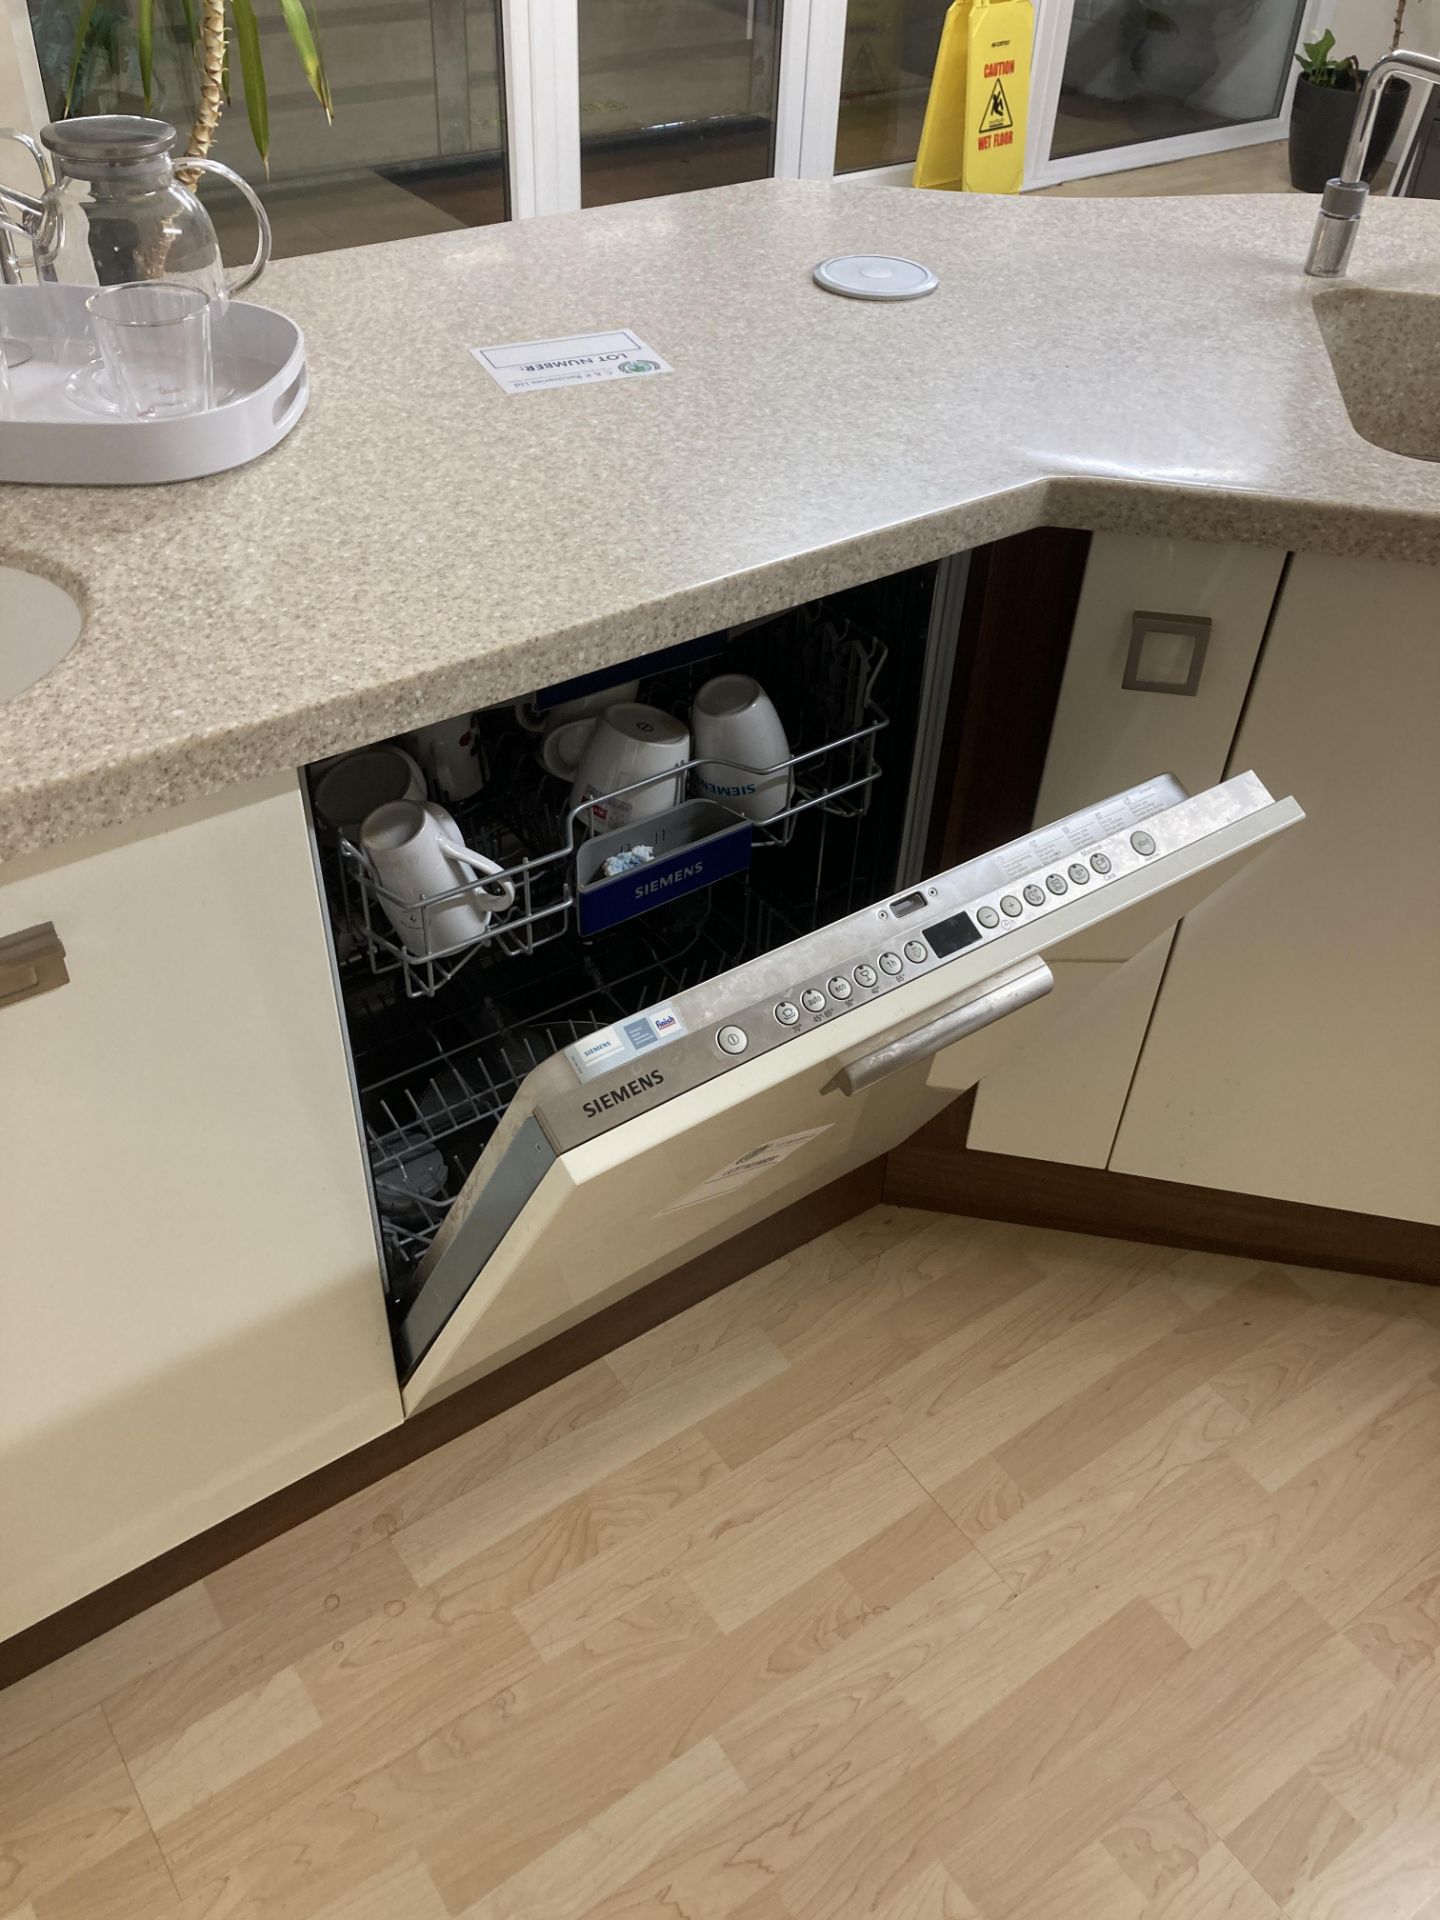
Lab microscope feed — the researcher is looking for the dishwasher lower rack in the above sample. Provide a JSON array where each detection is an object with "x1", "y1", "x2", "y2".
[
  {"x1": 355, "y1": 892, "x2": 786, "y2": 1287},
  {"x1": 330, "y1": 621, "x2": 890, "y2": 1000}
]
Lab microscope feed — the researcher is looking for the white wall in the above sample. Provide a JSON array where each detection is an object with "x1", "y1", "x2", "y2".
[
  {"x1": 1328, "y1": 0, "x2": 1440, "y2": 64},
  {"x1": 1, "y1": 0, "x2": 46, "y2": 136}
]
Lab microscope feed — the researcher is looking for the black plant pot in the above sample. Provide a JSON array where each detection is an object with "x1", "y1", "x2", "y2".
[{"x1": 1289, "y1": 71, "x2": 1409, "y2": 192}]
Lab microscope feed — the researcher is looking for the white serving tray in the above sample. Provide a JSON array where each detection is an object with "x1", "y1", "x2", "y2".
[{"x1": 0, "y1": 284, "x2": 307, "y2": 485}]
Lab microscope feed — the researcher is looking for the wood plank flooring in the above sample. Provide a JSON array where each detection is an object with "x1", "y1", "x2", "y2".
[{"x1": 4, "y1": 1206, "x2": 1440, "y2": 1920}]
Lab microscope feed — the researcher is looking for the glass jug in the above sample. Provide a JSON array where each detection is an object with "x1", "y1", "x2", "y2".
[
  {"x1": 0, "y1": 115, "x2": 271, "y2": 404},
  {"x1": 0, "y1": 115, "x2": 271, "y2": 299}
]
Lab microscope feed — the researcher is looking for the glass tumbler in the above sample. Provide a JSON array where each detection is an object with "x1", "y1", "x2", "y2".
[{"x1": 85, "y1": 280, "x2": 213, "y2": 419}]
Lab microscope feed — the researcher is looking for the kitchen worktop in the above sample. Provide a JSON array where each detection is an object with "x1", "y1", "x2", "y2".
[{"x1": 3, "y1": 177, "x2": 1439, "y2": 862}]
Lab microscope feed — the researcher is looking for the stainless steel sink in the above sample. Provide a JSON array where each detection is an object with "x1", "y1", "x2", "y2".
[
  {"x1": 0, "y1": 565, "x2": 82, "y2": 700},
  {"x1": 1314, "y1": 286, "x2": 1440, "y2": 462}
]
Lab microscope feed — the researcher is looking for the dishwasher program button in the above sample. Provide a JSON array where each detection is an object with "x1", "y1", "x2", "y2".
[
  {"x1": 1067, "y1": 863, "x2": 1091, "y2": 885},
  {"x1": 903, "y1": 940, "x2": 928, "y2": 964},
  {"x1": 853, "y1": 963, "x2": 878, "y2": 989},
  {"x1": 774, "y1": 1001, "x2": 800, "y2": 1026},
  {"x1": 878, "y1": 951, "x2": 903, "y2": 975},
  {"x1": 1023, "y1": 883, "x2": 1046, "y2": 907},
  {"x1": 827, "y1": 975, "x2": 853, "y2": 1000},
  {"x1": 716, "y1": 1025, "x2": 748, "y2": 1054},
  {"x1": 801, "y1": 988, "x2": 827, "y2": 1013}
]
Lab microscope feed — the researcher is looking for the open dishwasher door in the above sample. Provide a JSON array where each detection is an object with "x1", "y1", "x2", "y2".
[{"x1": 399, "y1": 772, "x2": 1302, "y2": 1412}]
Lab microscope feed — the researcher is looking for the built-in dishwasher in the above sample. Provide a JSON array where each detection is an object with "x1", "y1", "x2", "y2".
[{"x1": 304, "y1": 557, "x2": 1303, "y2": 1412}]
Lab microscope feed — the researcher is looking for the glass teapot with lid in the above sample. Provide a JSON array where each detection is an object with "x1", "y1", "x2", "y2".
[{"x1": 0, "y1": 115, "x2": 271, "y2": 301}]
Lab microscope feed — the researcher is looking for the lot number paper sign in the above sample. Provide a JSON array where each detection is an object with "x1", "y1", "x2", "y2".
[{"x1": 471, "y1": 329, "x2": 672, "y2": 395}]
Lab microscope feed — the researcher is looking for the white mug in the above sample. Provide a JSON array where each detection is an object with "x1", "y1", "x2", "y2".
[
  {"x1": 539, "y1": 717, "x2": 602, "y2": 780},
  {"x1": 359, "y1": 799, "x2": 514, "y2": 957},
  {"x1": 414, "y1": 712, "x2": 484, "y2": 802},
  {"x1": 515, "y1": 678, "x2": 641, "y2": 738},
  {"x1": 690, "y1": 674, "x2": 792, "y2": 823},
  {"x1": 314, "y1": 746, "x2": 426, "y2": 841},
  {"x1": 569, "y1": 702, "x2": 691, "y2": 836}
]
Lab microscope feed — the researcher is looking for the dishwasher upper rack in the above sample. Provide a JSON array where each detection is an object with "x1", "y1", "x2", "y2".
[{"x1": 334, "y1": 625, "x2": 891, "y2": 999}]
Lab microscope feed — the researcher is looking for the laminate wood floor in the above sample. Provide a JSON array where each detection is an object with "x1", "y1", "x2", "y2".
[{"x1": 5, "y1": 1206, "x2": 1440, "y2": 1920}]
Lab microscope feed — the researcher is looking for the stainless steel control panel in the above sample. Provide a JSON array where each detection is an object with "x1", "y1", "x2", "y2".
[{"x1": 539, "y1": 773, "x2": 1259, "y2": 1154}]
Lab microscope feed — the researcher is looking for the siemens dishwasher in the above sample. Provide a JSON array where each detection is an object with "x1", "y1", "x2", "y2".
[{"x1": 304, "y1": 559, "x2": 1303, "y2": 1413}]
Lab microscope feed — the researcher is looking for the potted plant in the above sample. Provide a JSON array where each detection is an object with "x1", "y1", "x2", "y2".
[
  {"x1": 1288, "y1": 23, "x2": 1410, "y2": 191},
  {"x1": 43, "y1": 0, "x2": 332, "y2": 171}
]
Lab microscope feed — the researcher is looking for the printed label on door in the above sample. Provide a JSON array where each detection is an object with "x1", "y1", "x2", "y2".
[{"x1": 657, "y1": 1126, "x2": 834, "y2": 1216}]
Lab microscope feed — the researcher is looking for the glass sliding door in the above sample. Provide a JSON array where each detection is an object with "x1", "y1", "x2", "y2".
[
  {"x1": 834, "y1": 0, "x2": 946, "y2": 173},
  {"x1": 577, "y1": 0, "x2": 782, "y2": 206},
  {"x1": 21, "y1": 0, "x2": 507, "y2": 256},
  {"x1": 1047, "y1": 0, "x2": 1309, "y2": 167}
]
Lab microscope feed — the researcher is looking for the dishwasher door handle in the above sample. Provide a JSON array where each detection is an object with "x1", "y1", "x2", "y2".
[{"x1": 826, "y1": 958, "x2": 1054, "y2": 1097}]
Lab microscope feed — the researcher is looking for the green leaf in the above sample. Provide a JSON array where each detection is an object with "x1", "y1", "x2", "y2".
[
  {"x1": 230, "y1": 0, "x2": 270, "y2": 172},
  {"x1": 275, "y1": 0, "x2": 334, "y2": 119},
  {"x1": 137, "y1": 0, "x2": 154, "y2": 110},
  {"x1": 171, "y1": 0, "x2": 198, "y2": 51},
  {"x1": 62, "y1": 0, "x2": 101, "y2": 114}
]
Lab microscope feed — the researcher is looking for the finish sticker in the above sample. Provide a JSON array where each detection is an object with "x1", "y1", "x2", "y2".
[{"x1": 471, "y1": 329, "x2": 672, "y2": 395}]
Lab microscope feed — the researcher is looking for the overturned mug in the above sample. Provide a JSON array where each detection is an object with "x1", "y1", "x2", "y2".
[
  {"x1": 569, "y1": 702, "x2": 691, "y2": 836},
  {"x1": 359, "y1": 800, "x2": 514, "y2": 957},
  {"x1": 691, "y1": 674, "x2": 792, "y2": 823}
]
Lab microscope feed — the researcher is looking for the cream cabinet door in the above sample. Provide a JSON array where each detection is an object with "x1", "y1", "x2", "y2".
[
  {"x1": 968, "y1": 533, "x2": 1285, "y2": 1166},
  {"x1": 1112, "y1": 553, "x2": 1440, "y2": 1224},
  {"x1": 0, "y1": 773, "x2": 400, "y2": 1639}
]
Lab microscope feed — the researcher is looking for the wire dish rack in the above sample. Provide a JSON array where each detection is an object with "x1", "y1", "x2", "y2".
[
  {"x1": 356, "y1": 889, "x2": 790, "y2": 1289},
  {"x1": 330, "y1": 614, "x2": 890, "y2": 1000}
]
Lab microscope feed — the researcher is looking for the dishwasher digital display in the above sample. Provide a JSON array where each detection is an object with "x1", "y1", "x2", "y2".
[{"x1": 924, "y1": 911, "x2": 983, "y2": 958}]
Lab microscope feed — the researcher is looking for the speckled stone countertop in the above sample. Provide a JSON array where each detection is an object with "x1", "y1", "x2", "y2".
[{"x1": 3, "y1": 178, "x2": 1440, "y2": 860}]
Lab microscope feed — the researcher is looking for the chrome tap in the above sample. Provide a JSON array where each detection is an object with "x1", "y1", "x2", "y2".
[{"x1": 1305, "y1": 48, "x2": 1440, "y2": 276}]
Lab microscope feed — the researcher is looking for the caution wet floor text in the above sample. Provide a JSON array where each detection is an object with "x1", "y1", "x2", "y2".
[{"x1": 913, "y1": 0, "x2": 1034, "y2": 195}]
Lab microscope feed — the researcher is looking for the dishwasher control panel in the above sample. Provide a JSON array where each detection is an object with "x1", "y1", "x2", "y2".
[{"x1": 552, "y1": 770, "x2": 1238, "y2": 1142}]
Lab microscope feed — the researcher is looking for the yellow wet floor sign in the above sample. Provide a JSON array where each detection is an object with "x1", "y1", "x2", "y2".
[{"x1": 913, "y1": 0, "x2": 1034, "y2": 195}]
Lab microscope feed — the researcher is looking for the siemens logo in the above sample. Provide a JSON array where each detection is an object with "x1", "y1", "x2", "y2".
[
  {"x1": 636, "y1": 863, "x2": 702, "y2": 898},
  {"x1": 582, "y1": 1069, "x2": 666, "y2": 1120}
]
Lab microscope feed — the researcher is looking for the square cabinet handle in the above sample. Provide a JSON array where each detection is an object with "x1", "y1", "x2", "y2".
[
  {"x1": 1123, "y1": 613, "x2": 1211, "y2": 697},
  {"x1": 0, "y1": 922, "x2": 68, "y2": 1009}
]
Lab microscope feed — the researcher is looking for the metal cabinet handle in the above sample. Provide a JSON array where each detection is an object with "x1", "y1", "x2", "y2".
[
  {"x1": 825, "y1": 958, "x2": 1054, "y2": 1097},
  {"x1": 0, "y1": 922, "x2": 68, "y2": 1008}
]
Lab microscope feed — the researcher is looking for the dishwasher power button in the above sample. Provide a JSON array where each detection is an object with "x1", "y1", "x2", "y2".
[{"x1": 716, "y1": 1025, "x2": 749, "y2": 1054}]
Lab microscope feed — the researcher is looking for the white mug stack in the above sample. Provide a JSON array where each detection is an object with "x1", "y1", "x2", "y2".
[
  {"x1": 569, "y1": 703, "x2": 692, "y2": 836},
  {"x1": 690, "y1": 674, "x2": 792, "y2": 823},
  {"x1": 359, "y1": 800, "x2": 515, "y2": 957}
]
